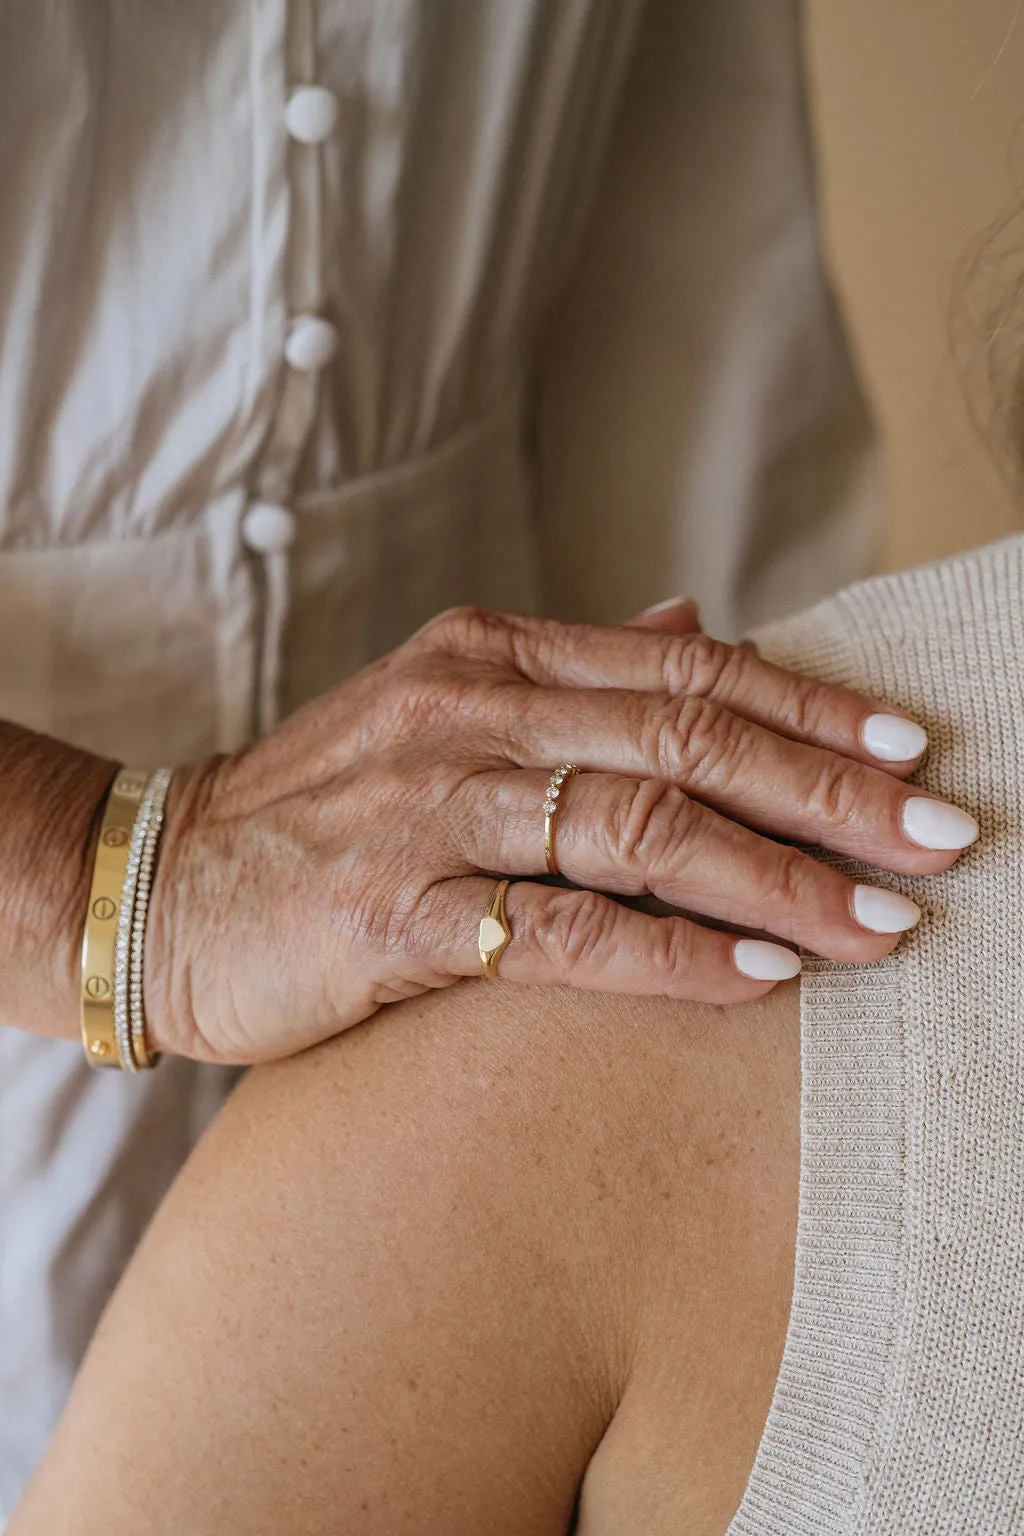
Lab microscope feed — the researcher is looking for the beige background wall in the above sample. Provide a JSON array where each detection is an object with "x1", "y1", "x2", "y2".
[{"x1": 805, "y1": 0, "x2": 1024, "y2": 570}]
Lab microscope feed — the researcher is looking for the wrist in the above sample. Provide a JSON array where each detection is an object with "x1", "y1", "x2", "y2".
[
  {"x1": 0, "y1": 725, "x2": 118, "y2": 1038},
  {"x1": 142, "y1": 755, "x2": 224, "y2": 1059}
]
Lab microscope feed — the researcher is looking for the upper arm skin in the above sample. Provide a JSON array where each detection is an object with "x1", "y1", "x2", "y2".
[{"x1": 11, "y1": 979, "x2": 799, "y2": 1536}]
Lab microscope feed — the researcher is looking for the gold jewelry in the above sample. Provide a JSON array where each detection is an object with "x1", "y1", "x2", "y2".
[
  {"x1": 80, "y1": 767, "x2": 171, "y2": 1071},
  {"x1": 127, "y1": 768, "x2": 172, "y2": 1069},
  {"x1": 543, "y1": 762, "x2": 579, "y2": 876},
  {"x1": 478, "y1": 879, "x2": 512, "y2": 979},
  {"x1": 81, "y1": 769, "x2": 146, "y2": 1068}
]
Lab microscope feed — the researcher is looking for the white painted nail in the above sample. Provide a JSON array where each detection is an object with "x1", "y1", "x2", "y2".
[
  {"x1": 901, "y1": 797, "x2": 979, "y2": 851},
  {"x1": 862, "y1": 713, "x2": 928, "y2": 762},
  {"x1": 852, "y1": 884, "x2": 921, "y2": 934},
  {"x1": 641, "y1": 595, "x2": 692, "y2": 616},
  {"x1": 733, "y1": 939, "x2": 802, "y2": 981}
]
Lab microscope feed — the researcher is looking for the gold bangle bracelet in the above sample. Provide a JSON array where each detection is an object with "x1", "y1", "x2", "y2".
[{"x1": 80, "y1": 768, "x2": 150, "y2": 1069}]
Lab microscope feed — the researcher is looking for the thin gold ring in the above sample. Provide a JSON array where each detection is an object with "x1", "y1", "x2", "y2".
[
  {"x1": 543, "y1": 763, "x2": 579, "y2": 876},
  {"x1": 478, "y1": 879, "x2": 512, "y2": 979}
]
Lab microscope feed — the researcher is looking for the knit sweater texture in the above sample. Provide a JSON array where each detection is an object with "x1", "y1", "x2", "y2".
[{"x1": 727, "y1": 536, "x2": 1024, "y2": 1534}]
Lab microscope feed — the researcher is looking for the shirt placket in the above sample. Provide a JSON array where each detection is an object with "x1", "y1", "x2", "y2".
[{"x1": 243, "y1": 0, "x2": 339, "y2": 735}]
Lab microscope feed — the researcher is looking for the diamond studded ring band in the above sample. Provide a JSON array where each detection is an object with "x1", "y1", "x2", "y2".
[{"x1": 543, "y1": 762, "x2": 579, "y2": 877}]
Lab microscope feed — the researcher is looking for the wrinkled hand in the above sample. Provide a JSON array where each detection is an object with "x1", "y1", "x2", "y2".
[{"x1": 146, "y1": 601, "x2": 977, "y2": 1063}]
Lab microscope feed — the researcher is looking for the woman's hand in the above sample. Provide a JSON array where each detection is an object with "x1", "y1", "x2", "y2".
[{"x1": 146, "y1": 603, "x2": 977, "y2": 1063}]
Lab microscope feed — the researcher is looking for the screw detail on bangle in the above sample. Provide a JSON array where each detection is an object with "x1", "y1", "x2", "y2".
[{"x1": 81, "y1": 766, "x2": 171, "y2": 1072}]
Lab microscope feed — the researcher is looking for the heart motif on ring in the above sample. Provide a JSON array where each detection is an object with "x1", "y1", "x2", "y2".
[{"x1": 479, "y1": 916, "x2": 507, "y2": 951}]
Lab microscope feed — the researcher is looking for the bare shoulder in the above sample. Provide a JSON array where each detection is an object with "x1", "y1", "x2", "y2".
[{"x1": 12, "y1": 978, "x2": 799, "y2": 1536}]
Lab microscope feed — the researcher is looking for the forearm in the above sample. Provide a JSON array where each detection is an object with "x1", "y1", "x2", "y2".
[{"x1": 0, "y1": 720, "x2": 117, "y2": 1038}]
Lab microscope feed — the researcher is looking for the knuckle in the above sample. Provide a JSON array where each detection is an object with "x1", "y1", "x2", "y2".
[
  {"x1": 761, "y1": 843, "x2": 816, "y2": 917},
  {"x1": 807, "y1": 753, "x2": 866, "y2": 829},
  {"x1": 647, "y1": 695, "x2": 742, "y2": 785},
  {"x1": 666, "y1": 629, "x2": 727, "y2": 691},
  {"x1": 776, "y1": 669, "x2": 831, "y2": 741},
  {"x1": 651, "y1": 918, "x2": 699, "y2": 983},
  {"x1": 413, "y1": 604, "x2": 510, "y2": 655},
  {"x1": 608, "y1": 779, "x2": 702, "y2": 878},
  {"x1": 376, "y1": 654, "x2": 497, "y2": 742},
  {"x1": 662, "y1": 632, "x2": 734, "y2": 695},
  {"x1": 404, "y1": 607, "x2": 460, "y2": 654},
  {"x1": 381, "y1": 885, "x2": 442, "y2": 962},
  {"x1": 347, "y1": 876, "x2": 410, "y2": 953},
  {"x1": 506, "y1": 617, "x2": 572, "y2": 682},
  {"x1": 536, "y1": 888, "x2": 617, "y2": 973},
  {"x1": 378, "y1": 667, "x2": 452, "y2": 737}
]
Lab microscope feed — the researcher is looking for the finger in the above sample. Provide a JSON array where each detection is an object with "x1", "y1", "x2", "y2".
[
  {"x1": 505, "y1": 691, "x2": 977, "y2": 877},
  {"x1": 458, "y1": 770, "x2": 920, "y2": 965},
  {"x1": 625, "y1": 597, "x2": 702, "y2": 635},
  {"x1": 427, "y1": 610, "x2": 928, "y2": 774},
  {"x1": 422, "y1": 874, "x2": 800, "y2": 1004}
]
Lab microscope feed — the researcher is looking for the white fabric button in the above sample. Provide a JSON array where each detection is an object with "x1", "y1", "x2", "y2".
[
  {"x1": 241, "y1": 502, "x2": 297, "y2": 555},
  {"x1": 284, "y1": 314, "x2": 339, "y2": 373},
  {"x1": 284, "y1": 85, "x2": 339, "y2": 144}
]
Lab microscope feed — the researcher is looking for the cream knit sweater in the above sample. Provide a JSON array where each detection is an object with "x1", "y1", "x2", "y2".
[{"x1": 727, "y1": 537, "x2": 1024, "y2": 1534}]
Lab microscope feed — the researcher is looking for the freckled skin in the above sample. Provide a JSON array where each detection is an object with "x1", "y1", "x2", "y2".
[{"x1": 11, "y1": 979, "x2": 800, "y2": 1536}]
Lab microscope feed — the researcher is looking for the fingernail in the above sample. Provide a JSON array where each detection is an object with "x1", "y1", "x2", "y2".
[
  {"x1": 901, "y1": 797, "x2": 979, "y2": 850},
  {"x1": 852, "y1": 884, "x2": 921, "y2": 934},
  {"x1": 733, "y1": 939, "x2": 802, "y2": 981},
  {"x1": 641, "y1": 595, "x2": 693, "y2": 616},
  {"x1": 862, "y1": 713, "x2": 928, "y2": 762}
]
